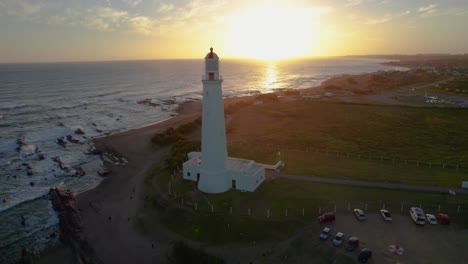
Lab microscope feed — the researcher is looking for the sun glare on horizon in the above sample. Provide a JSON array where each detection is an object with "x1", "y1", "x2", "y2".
[{"x1": 226, "y1": 6, "x2": 327, "y2": 60}]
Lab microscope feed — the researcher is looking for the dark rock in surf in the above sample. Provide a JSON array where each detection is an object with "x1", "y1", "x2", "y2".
[
  {"x1": 75, "y1": 128, "x2": 85, "y2": 135},
  {"x1": 57, "y1": 137, "x2": 67, "y2": 148}
]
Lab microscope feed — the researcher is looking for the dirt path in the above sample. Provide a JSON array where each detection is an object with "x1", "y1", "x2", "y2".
[{"x1": 269, "y1": 171, "x2": 468, "y2": 194}]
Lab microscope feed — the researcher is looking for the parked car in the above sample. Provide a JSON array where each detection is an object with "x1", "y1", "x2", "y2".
[
  {"x1": 318, "y1": 212, "x2": 335, "y2": 223},
  {"x1": 436, "y1": 213, "x2": 451, "y2": 225},
  {"x1": 409, "y1": 207, "x2": 426, "y2": 225},
  {"x1": 353, "y1": 208, "x2": 366, "y2": 221},
  {"x1": 358, "y1": 248, "x2": 372, "y2": 263},
  {"x1": 319, "y1": 227, "x2": 331, "y2": 240},
  {"x1": 380, "y1": 209, "x2": 392, "y2": 221},
  {"x1": 345, "y1": 236, "x2": 360, "y2": 251},
  {"x1": 333, "y1": 232, "x2": 344, "y2": 246},
  {"x1": 425, "y1": 214, "x2": 437, "y2": 225}
]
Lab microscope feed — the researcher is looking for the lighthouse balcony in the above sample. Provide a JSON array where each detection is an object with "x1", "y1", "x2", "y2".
[{"x1": 202, "y1": 74, "x2": 223, "y2": 81}]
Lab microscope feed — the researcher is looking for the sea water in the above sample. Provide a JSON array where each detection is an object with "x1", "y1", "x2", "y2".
[{"x1": 0, "y1": 58, "x2": 406, "y2": 261}]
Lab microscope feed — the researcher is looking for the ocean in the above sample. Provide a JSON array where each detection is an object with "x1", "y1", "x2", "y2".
[{"x1": 0, "y1": 57, "x2": 406, "y2": 261}]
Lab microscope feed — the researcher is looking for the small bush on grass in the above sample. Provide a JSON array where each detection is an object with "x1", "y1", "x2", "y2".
[
  {"x1": 167, "y1": 241, "x2": 225, "y2": 264},
  {"x1": 165, "y1": 140, "x2": 201, "y2": 171}
]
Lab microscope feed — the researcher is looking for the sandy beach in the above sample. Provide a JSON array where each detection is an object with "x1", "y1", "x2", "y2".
[{"x1": 76, "y1": 110, "x2": 200, "y2": 263}]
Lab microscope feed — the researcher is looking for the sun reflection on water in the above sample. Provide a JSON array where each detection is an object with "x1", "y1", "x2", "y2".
[{"x1": 263, "y1": 61, "x2": 278, "y2": 92}]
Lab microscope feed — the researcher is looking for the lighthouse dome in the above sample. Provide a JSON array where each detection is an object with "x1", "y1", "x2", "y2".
[{"x1": 205, "y1": 47, "x2": 219, "y2": 60}]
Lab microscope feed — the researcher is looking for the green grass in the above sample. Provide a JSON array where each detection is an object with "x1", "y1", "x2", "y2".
[
  {"x1": 142, "y1": 165, "x2": 468, "y2": 234},
  {"x1": 227, "y1": 101, "x2": 468, "y2": 165},
  {"x1": 227, "y1": 145, "x2": 467, "y2": 188}
]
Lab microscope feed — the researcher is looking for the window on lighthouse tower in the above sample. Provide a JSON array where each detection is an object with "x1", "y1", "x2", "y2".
[{"x1": 209, "y1": 72, "x2": 214, "y2": 80}]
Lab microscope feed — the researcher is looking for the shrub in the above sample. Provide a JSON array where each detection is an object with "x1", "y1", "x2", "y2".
[
  {"x1": 167, "y1": 241, "x2": 225, "y2": 264},
  {"x1": 164, "y1": 140, "x2": 201, "y2": 171}
]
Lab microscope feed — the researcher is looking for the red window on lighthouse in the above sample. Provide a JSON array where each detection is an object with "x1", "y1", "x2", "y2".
[{"x1": 209, "y1": 72, "x2": 214, "y2": 80}]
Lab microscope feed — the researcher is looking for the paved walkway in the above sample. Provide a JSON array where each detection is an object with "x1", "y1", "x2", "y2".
[{"x1": 267, "y1": 171, "x2": 468, "y2": 194}]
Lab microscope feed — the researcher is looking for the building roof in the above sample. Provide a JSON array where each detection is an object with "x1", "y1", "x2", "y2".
[
  {"x1": 205, "y1": 47, "x2": 219, "y2": 60},
  {"x1": 184, "y1": 152, "x2": 263, "y2": 176}
]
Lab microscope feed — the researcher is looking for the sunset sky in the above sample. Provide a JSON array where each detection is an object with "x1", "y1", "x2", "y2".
[{"x1": 1, "y1": 0, "x2": 467, "y2": 62}]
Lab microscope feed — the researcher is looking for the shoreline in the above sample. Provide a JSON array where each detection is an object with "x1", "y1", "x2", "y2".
[{"x1": 37, "y1": 63, "x2": 466, "y2": 262}]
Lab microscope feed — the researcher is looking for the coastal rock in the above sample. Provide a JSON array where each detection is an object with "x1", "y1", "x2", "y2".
[
  {"x1": 66, "y1": 135, "x2": 83, "y2": 144},
  {"x1": 49, "y1": 188, "x2": 102, "y2": 264},
  {"x1": 75, "y1": 128, "x2": 85, "y2": 135},
  {"x1": 88, "y1": 146, "x2": 102, "y2": 155},
  {"x1": 73, "y1": 166, "x2": 86, "y2": 176},
  {"x1": 97, "y1": 167, "x2": 111, "y2": 176},
  {"x1": 38, "y1": 154, "x2": 46, "y2": 160},
  {"x1": 57, "y1": 137, "x2": 67, "y2": 148},
  {"x1": 16, "y1": 137, "x2": 27, "y2": 151},
  {"x1": 137, "y1": 99, "x2": 160, "y2": 107}
]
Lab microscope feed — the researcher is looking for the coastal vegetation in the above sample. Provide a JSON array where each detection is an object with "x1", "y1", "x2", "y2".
[
  {"x1": 168, "y1": 241, "x2": 224, "y2": 264},
  {"x1": 151, "y1": 118, "x2": 201, "y2": 146},
  {"x1": 226, "y1": 100, "x2": 468, "y2": 187}
]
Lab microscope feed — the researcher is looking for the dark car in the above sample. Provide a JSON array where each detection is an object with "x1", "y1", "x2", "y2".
[
  {"x1": 318, "y1": 212, "x2": 335, "y2": 223},
  {"x1": 358, "y1": 248, "x2": 372, "y2": 263},
  {"x1": 345, "y1": 236, "x2": 359, "y2": 251},
  {"x1": 436, "y1": 213, "x2": 450, "y2": 225}
]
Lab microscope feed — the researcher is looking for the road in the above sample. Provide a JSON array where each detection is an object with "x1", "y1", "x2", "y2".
[{"x1": 267, "y1": 171, "x2": 468, "y2": 194}]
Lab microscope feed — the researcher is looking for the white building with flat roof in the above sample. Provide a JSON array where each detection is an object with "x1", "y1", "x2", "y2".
[{"x1": 182, "y1": 48, "x2": 265, "y2": 193}]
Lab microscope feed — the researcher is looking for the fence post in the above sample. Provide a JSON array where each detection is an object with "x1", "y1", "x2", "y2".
[
  {"x1": 417, "y1": 161, "x2": 419, "y2": 166},
  {"x1": 211, "y1": 205, "x2": 214, "y2": 213},
  {"x1": 457, "y1": 164, "x2": 459, "y2": 171},
  {"x1": 401, "y1": 202, "x2": 404, "y2": 212},
  {"x1": 420, "y1": 203, "x2": 422, "y2": 209},
  {"x1": 267, "y1": 209, "x2": 270, "y2": 218},
  {"x1": 430, "y1": 163, "x2": 432, "y2": 168},
  {"x1": 334, "y1": 204, "x2": 337, "y2": 213},
  {"x1": 365, "y1": 203, "x2": 368, "y2": 211},
  {"x1": 405, "y1": 160, "x2": 407, "y2": 164},
  {"x1": 458, "y1": 205, "x2": 460, "y2": 213},
  {"x1": 302, "y1": 208, "x2": 305, "y2": 217},
  {"x1": 168, "y1": 182, "x2": 171, "y2": 195},
  {"x1": 195, "y1": 202, "x2": 197, "y2": 210},
  {"x1": 181, "y1": 198, "x2": 184, "y2": 205},
  {"x1": 230, "y1": 207, "x2": 232, "y2": 215},
  {"x1": 438, "y1": 204, "x2": 440, "y2": 212},
  {"x1": 248, "y1": 208, "x2": 251, "y2": 216},
  {"x1": 392, "y1": 158, "x2": 395, "y2": 164}
]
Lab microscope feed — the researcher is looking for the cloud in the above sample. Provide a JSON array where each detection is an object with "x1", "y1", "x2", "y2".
[
  {"x1": 0, "y1": 0, "x2": 45, "y2": 18},
  {"x1": 417, "y1": 4, "x2": 466, "y2": 17},
  {"x1": 122, "y1": 0, "x2": 142, "y2": 6},
  {"x1": 365, "y1": 10, "x2": 410, "y2": 24},
  {"x1": 418, "y1": 4, "x2": 437, "y2": 17},
  {"x1": 345, "y1": 0, "x2": 362, "y2": 7}
]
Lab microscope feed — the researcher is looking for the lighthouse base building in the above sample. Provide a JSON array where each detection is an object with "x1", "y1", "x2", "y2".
[
  {"x1": 183, "y1": 152, "x2": 265, "y2": 192},
  {"x1": 182, "y1": 47, "x2": 265, "y2": 193}
]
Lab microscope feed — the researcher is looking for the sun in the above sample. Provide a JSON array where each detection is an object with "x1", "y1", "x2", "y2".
[{"x1": 226, "y1": 6, "x2": 324, "y2": 60}]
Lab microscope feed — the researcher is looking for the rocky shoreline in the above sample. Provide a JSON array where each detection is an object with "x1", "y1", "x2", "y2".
[{"x1": 21, "y1": 188, "x2": 103, "y2": 264}]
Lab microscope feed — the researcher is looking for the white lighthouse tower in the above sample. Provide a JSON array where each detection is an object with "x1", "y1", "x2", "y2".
[
  {"x1": 182, "y1": 48, "x2": 266, "y2": 193},
  {"x1": 198, "y1": 47, "x2": 230, "y2": 193}
]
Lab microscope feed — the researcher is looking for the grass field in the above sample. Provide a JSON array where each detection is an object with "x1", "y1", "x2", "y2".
[
  {"x1": 225, "y1": 100, "x2": 468, "y2": 187},
  {"x1": 141, "y1": 165, "x2": 468, "y2": 242}
]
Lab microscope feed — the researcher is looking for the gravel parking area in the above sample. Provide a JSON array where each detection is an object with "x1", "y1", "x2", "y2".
[{"x1": 322, "y1": 213, "x2": 467, "y2": 264}]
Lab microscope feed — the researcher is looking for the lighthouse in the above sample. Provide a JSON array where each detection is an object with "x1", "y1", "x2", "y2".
[
  {"x1": 182, "y1": 48, "x2": 266, "y2": 193},
  {"x1": 198, "y1": 47, "x2": 230, "y2": 193}
]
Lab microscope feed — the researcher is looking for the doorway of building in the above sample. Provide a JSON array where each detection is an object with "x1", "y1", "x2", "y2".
[
  {"x1": 232, "y1": 180, "x2": 236, "y2": 189},
  {"x1": 197, "y1": 173, "x2": 200, "y2": 182}
]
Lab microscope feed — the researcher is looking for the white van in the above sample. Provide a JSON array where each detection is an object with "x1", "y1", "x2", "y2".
[{"x1": 409, "y1": 207, "x2": 426, "y2": 225}]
